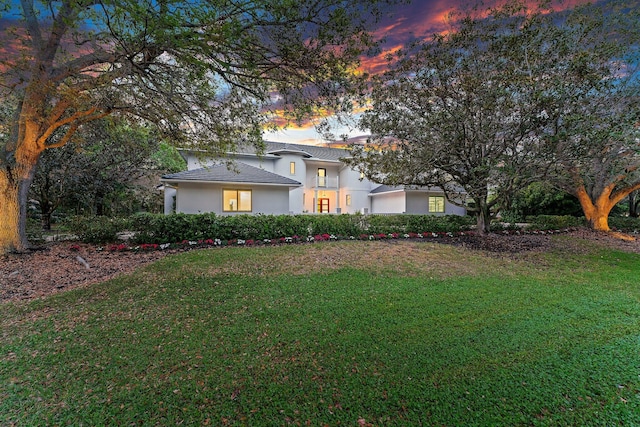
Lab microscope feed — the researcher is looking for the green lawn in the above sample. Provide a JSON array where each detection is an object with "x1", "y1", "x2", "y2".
[{"x1": 1, "y1": 240, "x2": 639, "y2": 426}]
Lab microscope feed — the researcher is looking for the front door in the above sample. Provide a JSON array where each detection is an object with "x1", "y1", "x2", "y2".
[{"x1": 318, "y1": 198, "x2": 330, "y2": 213}]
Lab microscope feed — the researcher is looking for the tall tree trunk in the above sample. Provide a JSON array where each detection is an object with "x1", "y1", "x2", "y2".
[{"x1": 0, "y1": 163, "x2": 37, "y2": 253}]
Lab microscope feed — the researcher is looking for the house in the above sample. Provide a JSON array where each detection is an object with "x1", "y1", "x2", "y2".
[{"x1": 160, "y1": 141, "x2": 466, "y2": 216}]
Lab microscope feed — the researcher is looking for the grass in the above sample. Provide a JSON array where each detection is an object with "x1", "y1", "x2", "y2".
[{"x1": 1, "y1": 240, "x2": 640, "y2": 426}]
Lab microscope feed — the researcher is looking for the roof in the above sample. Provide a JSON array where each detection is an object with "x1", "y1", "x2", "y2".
[
  {"x1": 370, "y1": 185, "x2": 404, "y2": 194},
  {"x1": 232, "y1": 141, "x2": 349, "y2": 162},
  {"x1": 370, "y1": 184, "x2": 442, "y2": 195},
  {"x1": 161, "y1": 162, "x2": 302, "y2": 186}
]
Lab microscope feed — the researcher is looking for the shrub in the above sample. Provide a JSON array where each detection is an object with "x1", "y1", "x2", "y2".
[
  {"x1": 525, "y1": 215, "x2": 585, "y2": 230},
  {"x1": 609, "y1": 217, "x2": 640, "y2": 232},
  {"x1": 62, "y1": 216, "x2": 130, "y2": 244},
  {"x1": 126, "y1": 213, "x2": 474, "y2": 244}
]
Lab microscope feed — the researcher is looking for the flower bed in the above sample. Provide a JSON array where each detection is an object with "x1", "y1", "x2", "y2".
[{"x1": 94, "y1": 228, "x2": 579, "y2": 252}]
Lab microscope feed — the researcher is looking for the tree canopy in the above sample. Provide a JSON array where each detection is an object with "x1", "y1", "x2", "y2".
[
  {"x1": 346, "y1": 0, "x2": 640, "y2": 233},
  {"x1": 346, "y1": 2, "x2": 557, "y2": 232},
  {"x1": 0, "y1": 0, "x2": 396, "y2": 253}
]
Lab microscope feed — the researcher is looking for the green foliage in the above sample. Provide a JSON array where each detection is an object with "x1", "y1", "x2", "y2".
[
  {"x1": 502, "y1": 182, "x2": 583, "y2": 222},
  {"x1": 128, "y1": 213, "x2": 475, "y2": 244},
  {"x1": 2, "y1": 243, "x2": 640, "y2": 425},
  {"x1": 525, "y1": 215, "x2": 585, "y2": 231},
  {"x1": 62, "y1": 216, "x2": 130, "y2": 244},
  {"x1": 608, "y1": 217, "x2": 640, "y2": 232}
]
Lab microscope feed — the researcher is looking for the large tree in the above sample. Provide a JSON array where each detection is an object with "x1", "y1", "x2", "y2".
[
  {"x1": 346, "y1": 2, "x2": 555, "y2": 233},
  {"x1": 0, "y1": 0, "x2": 392, "y2": 253},
  {"x1": 539, "y1": 2, "x2": 640, "y2": 232}
]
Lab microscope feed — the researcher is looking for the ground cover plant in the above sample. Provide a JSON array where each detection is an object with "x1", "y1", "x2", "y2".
[{"x1": 1, "y1": 239, "x2": 640, "y2": 425}]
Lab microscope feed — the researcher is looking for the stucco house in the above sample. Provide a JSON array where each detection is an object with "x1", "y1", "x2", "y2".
[{"x1": 160, "y1": 141, "x2": 466, "y2": 216}]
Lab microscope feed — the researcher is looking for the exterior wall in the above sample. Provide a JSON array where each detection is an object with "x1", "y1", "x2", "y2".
[
  {"x1": 444, "y1": 200, "x2": 467, "y2": 216},
  {"x1": 273, "y1": 154, "x2": 304, "y2": 179},
  {"x1": 338, "y1": 166, "x2": 373, "y2": 214},
  {"x1": 174, "y1": 182, "x2": 291, "y2": 215},
  {"x1": 184, "y1": 152, "x2": 277, "y2": 173},
  {"x1": 175, "y1": 182, "x2": 219, "y2": 213},
  {"x1": 174, "y1": 150, "x2": 467, "y2": 217},
  {"x1": 371, "y1": 191, "x2": 406, "y2": 214},
  {"x1": 233, "y1": 156, "x2": 276, "y2": 172},
  {"x1": 163, "y1": 186, "x2": 177, "y2": 214},
  {"x1": 405, "y1": 192, "x2": 429, "y2": 214}
]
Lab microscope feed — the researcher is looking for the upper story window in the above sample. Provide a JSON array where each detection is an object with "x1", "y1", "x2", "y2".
[
  {"x1": 317, "y1": 168, "x2": 326, "y2": 187},
  {"x1": 346, "y1": 194, "x2": 352, "y2": 206},
  {"x1": 429, "y1": 196, "x2": 445, "y2": 213},
  {"x1": 290, "y1": 161, "x2": 296, "y2": 175},
  {"x1": 223, "y1": 189, "x2": 252, "y2": 212}
]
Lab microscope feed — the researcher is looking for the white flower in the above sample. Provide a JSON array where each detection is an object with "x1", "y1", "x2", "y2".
[{"x1": 160, "y1": 243, "x2": 171, "y2": 250}]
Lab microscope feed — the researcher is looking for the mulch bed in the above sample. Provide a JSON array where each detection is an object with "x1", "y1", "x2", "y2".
[{"x1": 1, "y1": 228, "x2": 638, "y2": 303}]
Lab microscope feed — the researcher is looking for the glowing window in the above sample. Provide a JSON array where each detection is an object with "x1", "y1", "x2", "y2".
[
  {"x1": 290, "y1": 162, "x2": 296, "y2": 175},
  {"x1": 429, "y1": 196, "x2": 445, "y2": 213},
  {"x1": 223, "y1": 190, "x2": 252, "y2": 212}
]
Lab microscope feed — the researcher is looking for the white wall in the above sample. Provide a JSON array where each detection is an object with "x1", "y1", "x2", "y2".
[
  {"x1": 174, "y1": 182, "x2": 291, "y2": 215},
  {"x1": 371, "y1": 191, "x2": 406, "y2": 214},
  {"x1": 405, "y1": 192, "x2": 429, "y2": 214}
]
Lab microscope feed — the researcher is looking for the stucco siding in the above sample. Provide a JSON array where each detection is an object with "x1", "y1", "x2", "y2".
[
  {"x1": 405, "y1": 192, "x2": 429, "y2": 214},
  {"x1": 371, "y1": 192, "x2": 405, "y2": 214},
  {"x1": 176, "y1": 182, "x2": 219, "y2": 214},
  {"x1": 174, "y1": 182, "x2": 291, "y2": 215}
]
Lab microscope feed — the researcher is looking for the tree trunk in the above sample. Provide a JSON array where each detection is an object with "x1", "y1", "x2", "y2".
[
  {"x1": 575, "y1": 186, "x2": 614, "y2": 232},
  {"x1": 475, "y1": 200, "x2": 492, "y2": 234},
  {"x1": 629, "y1": 192, "x2": 639, "y2": 218},
  {"x1": 0, "y1": 163, "x2": 37, "y2": 254}
]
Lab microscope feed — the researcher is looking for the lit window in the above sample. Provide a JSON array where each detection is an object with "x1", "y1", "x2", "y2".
[
  {"x1": 360, "y1": 172, "x2": 365, "y2": 180},
  {"x1": 429, "y1": 196, "x2": 445, "y2": 213},
  {"x1": 290, "y1": 161, "x2": 296, "y2": 175},
  {"x1": 346, "y1": 194, "x2": 352, "y2": 206},
  {"x1": 317, "y1": 168, "x2": 326, "y2": 187},
  {"x1": 223, "y1": 189, "x2": 252, "y2": 212}
]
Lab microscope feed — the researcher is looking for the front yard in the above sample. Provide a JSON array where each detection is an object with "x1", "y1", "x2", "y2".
[{"x1": 1, "y1": 235, "x2": 640, "y2": 425}]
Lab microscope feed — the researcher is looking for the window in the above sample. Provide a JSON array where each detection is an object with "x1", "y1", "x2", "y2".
[
  {"x1": 429, "y1": 196, "x2": 445, "y2": 213},
  {"x1": 290, "y1": 161, "x2": 296, "y2": 175},
  {"x1": 223, "y1": 189, "x2": 252, "y2": 212},
  {"x1": 346, "y1": 194, "x2": 352, "y2": 206},
  {"x1": 317, "y1": 168, "x2": 326, "y2": 187}
]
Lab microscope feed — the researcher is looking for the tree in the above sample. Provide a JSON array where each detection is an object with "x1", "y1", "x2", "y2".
[
  {"x1": 539, "y1": 3, "x2": 640, "y2": 232},
  {"x1": 0, "y1": 0, "x2": 393, "y2": 254},
  {"x1": 30, "y1": 118, "x2": 170, "y2": 229},
  {"x1": 346, "y1": 2, "x2": 554, "y2": 233}
]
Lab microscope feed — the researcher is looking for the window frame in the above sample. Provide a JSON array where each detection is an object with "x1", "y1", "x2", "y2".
[
  {"x1": 428, "y1": 195, "x2": 445, "y2": 213},
  {"x1": 223, "y1": 189, "x2": 253, "y2": 212}
]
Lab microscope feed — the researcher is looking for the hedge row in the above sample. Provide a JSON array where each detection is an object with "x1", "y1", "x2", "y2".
[
  {"x1": 63, "y1": 213, "x2": 474, "y2": 244},
  {"x1": 62, "y1": 213, "x2": 640, "y2": 245},
  {"x1": 127, "y1": 213, "x2": 477, "y2": 244}
]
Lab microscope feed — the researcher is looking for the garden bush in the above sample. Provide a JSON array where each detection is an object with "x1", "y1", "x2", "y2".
[
  {"x1": 126, "y1": 213, "x2": 475, "y2": 244},
  {"x1": 525, "y1": 215, "x2": 585, "y2": 230},
  {"x1": 62, "y1": 215, "x2": 130, "y2": 244},
  {"x1": 609, "y1": 216, "x2": 640, "y2": 232}
]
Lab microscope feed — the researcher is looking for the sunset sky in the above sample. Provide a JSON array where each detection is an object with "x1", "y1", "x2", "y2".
[
  {"x1": 264, "y1": 0, "x2": 592, "y2": 146},
  {"x1": 1, "y1": 0, "x2": 592, "y2": 146}
]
